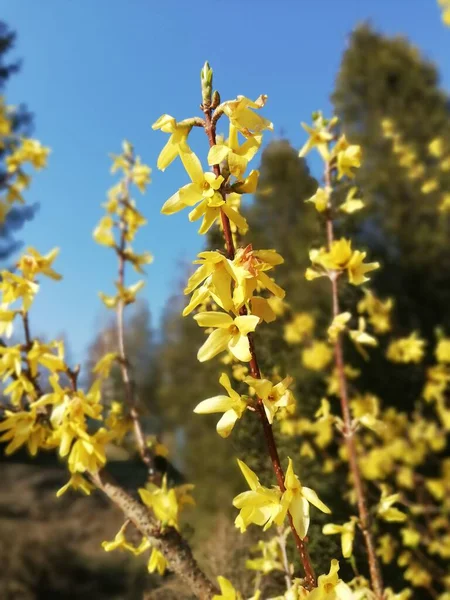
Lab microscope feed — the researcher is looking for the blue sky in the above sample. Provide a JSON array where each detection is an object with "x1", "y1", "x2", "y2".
[{"x1": 1, "y1": 0, "x2": 449, "y2": 362}]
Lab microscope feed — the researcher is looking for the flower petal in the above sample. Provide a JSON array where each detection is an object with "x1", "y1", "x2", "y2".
[
  {"x1": 197, "y1": 328, "x2": 230, "y2": 362},
  {"x1": 229, "y1": 333, "x2": 252, "y2": 362},
  {"x1": 302, "y1": 486, "x2": 331, "y2": 514},
  {"x1": 193, "y1": 395, "x2": 232, "y2": 414},
  {"x1": 234, "y1": 315, "x2": 259, "y2": 335},
  {"x1": 194, "y1": 311, "x2": 232, "y2": 328}
]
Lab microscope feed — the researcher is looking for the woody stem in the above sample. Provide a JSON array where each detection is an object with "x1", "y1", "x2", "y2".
[
  {"x1": 324, "y1": 160, "x2": 384, "y2": 600},
  {"x1": 116, "y1": 176, "x2": 156, "y2": 480},
  {"x1": 202, "y1": 103, "x2": 317, "y2": 589}
]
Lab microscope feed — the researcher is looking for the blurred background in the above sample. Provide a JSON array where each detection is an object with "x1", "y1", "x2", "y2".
[{"x1": 0, "y1": 1, "x2": 449, "y2": 598}]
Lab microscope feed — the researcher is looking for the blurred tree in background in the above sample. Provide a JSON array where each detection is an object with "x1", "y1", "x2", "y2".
[{"x1": 0, "y1": 20, "x2": 37, "y2": 263}]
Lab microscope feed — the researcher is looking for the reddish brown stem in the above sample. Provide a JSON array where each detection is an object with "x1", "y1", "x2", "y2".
[
  {"x1": 324, "y1": 163, "x2": 384, "y2": 600},
  {"x1": 203, "y1": 103, "x2": 317, "y2": 589}
]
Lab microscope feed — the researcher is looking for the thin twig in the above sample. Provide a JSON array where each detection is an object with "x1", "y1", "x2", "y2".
[
  {"x1": 90, "y1": 470, "x2": 218, "y2": 599},
  {"x1": 115, "y1": 173, "x2": 156, "y2": 480},
  {"x1": 324, "y1": 160, "x2": 384, "y2": 600}
]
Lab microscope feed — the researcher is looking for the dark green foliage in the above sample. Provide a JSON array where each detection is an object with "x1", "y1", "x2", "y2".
[{"x1": 0, "y1": 21, "x2": 37, "y2": 262}]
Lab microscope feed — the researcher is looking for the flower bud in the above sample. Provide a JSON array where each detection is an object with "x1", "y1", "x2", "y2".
[
  {"x1": 211, "y1": 90, "x2": 221, "y2": 109},
  {"x1": 200, "y1": 61, "x2": 213, "y2": 105}
]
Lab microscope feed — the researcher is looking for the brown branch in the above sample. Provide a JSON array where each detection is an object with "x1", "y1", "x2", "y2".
[
  {"x1": 202, "y1": 98, "x2": 317, "y2": 589},
  {"x1": 115, "y1": 177, "x2": 156, "y2": 480},
  {"x1": 324, "y1": 161, "x2": 384, "y2": 600},
  {"x1": 90, "y1": 470, "x2": 218, "y2": 599}
]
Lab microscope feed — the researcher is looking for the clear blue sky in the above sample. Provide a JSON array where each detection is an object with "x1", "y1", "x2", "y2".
[{"x1": 1, "y1": 0, "x2": 449, "y2": 362}]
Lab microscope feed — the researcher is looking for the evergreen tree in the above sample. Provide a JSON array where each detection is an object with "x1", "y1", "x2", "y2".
[
  {"x1": 0, "y1": 21, "x2": 36, "y2": 262},
  {"x1": 332, "y1": 24, "x2": 450, "y2": 337}
]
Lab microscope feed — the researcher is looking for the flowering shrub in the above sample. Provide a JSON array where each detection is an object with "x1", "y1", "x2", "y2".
[{"x1": 0, "y1": 52, "x2": 449, "y2": 600}]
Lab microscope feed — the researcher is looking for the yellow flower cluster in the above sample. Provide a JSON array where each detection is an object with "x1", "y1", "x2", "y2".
[
  {"x1": 0, "y1": 97, "x2": 50, "y2": 221},
  {"x1": 381, "y1": 117, "x2": 450, "y2": 213},
  {"x1": 306, "y1": 238, "x2": 379, "y2": 286},
  {"x1": 94, "y1": 141, "x2": 152, "y2": 310}
]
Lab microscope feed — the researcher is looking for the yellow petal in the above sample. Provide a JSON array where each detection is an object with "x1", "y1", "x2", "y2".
[
  {"x1": 194, "y1": 311, "x2": 233, "y2": 328},
  {"x1": 207, "y1": 143, "x2": 230, "y2": 166},
  {"x1": 229, "y1": 334, "x2": 252, "y2": 362},
  {"x1": 180, "y1": 145, "x2": 204, "y2": 184},
  {"x1": 194, "y1": 395, "x2": 232, "y2": 414},
  {"x1": 302, "y1": 486, "x2": 331, "y2": 514},
  {"x1": 216, "y1": 409, "x2": 239, "y2": 438},
  {"x1": 197, "y1": 328, "x2": 230, "y2": 362},
  {"x1": 237, "y1": 459, "x2": 260, "y2": 491}
]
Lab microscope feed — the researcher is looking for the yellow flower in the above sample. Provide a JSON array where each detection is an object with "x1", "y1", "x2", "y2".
[
  {"x1": 357, "y1": 289, "x2": 393, "y2": 334},
  {"x1": 147, "y1": 548, "x2": 167, "y2": 575},
  {"x1": 161, "y1": 146, "x2": 244, "y2": 234},
  {"x1": 3, "y1": 372, "x2": 37, "y2": 406},
  {"x1": 222, "y1": 95, "x2": 273, "y2": 136},
  {"x1": 7, "y1": 138, "x2": 50, "y2": 172},
  {"x1": 302, "y1": 341, "x2": 333, "y2": 371},
  {"x1": 93, "y1": 216, "x2": 116, "y2": 247},
  {"x1": 386, "y1": 333, "x2": 425, "y2": 364},
  {"x1": 250, "y1": 296, "x2": 277, "y2": 324},
  {"x1": 439, "y1": 192, "x2": 450, "y2": 213},
  {"x1": 232, "y1": 169, "x2": 259, "y2": 194},
  {"x1": 99, "y1": 280, "x2": 145, "y2": 309},
  {"x1": 233, "y1": 459, "x2": 287, "y2": 532},
  {"x1": 67, "y1": 429, "x2": 108, "y2": 474},
  {"x1": 307, "y1": 560, "x2": 353, "y2": 600},
  {"x1": 27, "y1": 340, "x2": 66, "y2": 377},
  {"x1": 299, "y1": 120, "x2": 333, "y2": 160},
  {"x1": 130, "y1": 157, "x2": 151, "y2": 192},
  {"x1": 0, "y1": 344, "x2": 22, "y2": 378},
  {"x1": 305, "y1": 187, "x2": 330, "y2": 213},
  {"x1": 123, "y1": 249, "x2": 153, "y2": 274},
  {"x1": 322, "y1": 518, "x2": 357, "y2": 558},
  {"x1": 102, "y1": 522, "x2": 149, "y2": 554},
  {"x1": 208, "y1": 123, "x2": 262, "y2": 178},
  {"x1": 138, "y1": 475, "x2": 189, "y2": 530},
  {"x1": 0, "y1": 405, "x2": 48, "y2": 455},
  {"x1": 377, "y1": 485, "x2": 407, "y2": 522},
  {"x1": 346, "y1": 250, "x2": 379, "y2": 285},
  {"x1": 328, "y1": 312, "x2": 351, "y2": 343},
  {"x1": 194, "y1": 372, "x2": 247, "y2": 437},
  {"x1": 0, "y1": 272, "x2": 39, "y2": 311},
  {"x1": 152, "y1": 114, "x2": 193, "y2": 171},
  {"x1": 245, "y1": 375, "x2": 295, "y2": 424},
  {"x1": 421, "y1": 179, "x2": 438, "y2": 194},
  {"x1": 306, "y1": 239, "x2": 379, "y2": 285},
  {"x1": 282, "y1": 458, "x2": 330, "y2": 539},
  {"x1": 340, "y1": 187, "x2": 364, "y2": 214},
  {"x1": 377, "y1": 534, "x2": 397, "y2": 564},
  {"x1": 336, "y1": 143, "x2": 362, "y2": 180},
  {"x1": 436, "y1": 337, "x2": 450, "y2": 363},
  {"x1": 194, "y1": 311, "x2": 259, "y2": 362},
  {"x1": 183, "y1": 251, "x2": 235, "y2": 315},
  {"x1": 429, "y1": 137, "x2": 444, "y2": 157},
  {"x1": 231, "y1": 245, "x2": 284, "y2": 308},
  {"x1": 56, "y1": 474, "x2": 95, "y2": 497},
  {"x1": 284, "y1": 312, "x2": 315, "y2": 344},
  {"x1": 246, "y1": 538, "x2": 284, "y2": 574},
  {"x1": 213, "y1": 576, "x2": 243, "y2": 600},
  {"x1": 401, "y1": 527, "x2": 420, "y2": 548},
  {"x1": 349, "y1": 317, "x2": 378, "y2": 359},
  {"x1": 0, "y1": 306, "x2": 17, "y2": 338},
  {"x1": 93, "y1": 352, "x2": 119, "y2": 378},
  {"x1": 16, "y1": 247, "x2": 61, "y2": 281}
]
